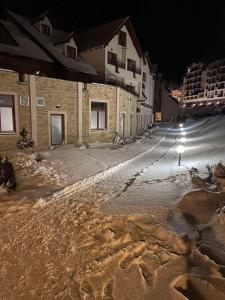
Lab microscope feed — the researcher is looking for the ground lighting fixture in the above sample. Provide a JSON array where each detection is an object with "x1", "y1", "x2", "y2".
[{"x1": 176, "y1": 144, "x2": 185, "y2": 166}]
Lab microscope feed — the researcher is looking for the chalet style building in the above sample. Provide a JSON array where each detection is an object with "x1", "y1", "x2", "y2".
[
  {"x1": 78, "y1": 17, "x2": 154, "y2": 132},
  {"x1": 0, "y1": 10, "x2": 96, "y2": 81},
  {"x1": 0, "y1": 10, "x2": 155, "y2": 151}
]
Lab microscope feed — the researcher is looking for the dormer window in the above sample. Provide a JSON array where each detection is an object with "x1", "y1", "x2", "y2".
[
  {"x1": 66, "y1": 45, "x2": 77, "y2": 60},
  {"x1": 118, "y1": 31, "x2": 127, "y2": 47},
  {"x1": 41, "y1": 23, "x2": 51, "y2": 36}
]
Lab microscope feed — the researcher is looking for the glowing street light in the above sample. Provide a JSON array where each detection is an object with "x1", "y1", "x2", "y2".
[
  {"x1": 181, "y1": 131, "x2": 186, "y2": 136},
  {"x1": 180, "y1": 137, "x2": 186, "y2": 143},
  {"x1": 179, "y1": 123, "x2": 183, "y2": 128},
  {"x1": 176, "y1": 145, "x2": 185, "y2": 166}
]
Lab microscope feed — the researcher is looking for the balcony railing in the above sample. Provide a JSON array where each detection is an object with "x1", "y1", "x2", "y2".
[
  {"x1": 94, "y1": 78, "x2": 139, "y2": 97},
  {"x1": 127, "y1": 65, "x2": 141, "y2": 75},
  {"x1": 117, "y1": 60, "x2": 125, "y2": 69}
]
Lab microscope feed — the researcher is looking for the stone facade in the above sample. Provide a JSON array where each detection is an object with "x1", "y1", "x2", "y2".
[
  {"x1": 119, "y1": 88, "x2": 137, "y2": 137},
  {"x1": 0, "y1": 71, "x2": 141, "y2": 151},
  {"x1": 0, "y1": 71, "x2": 31, "y2": 150},
  {"x1": 35, "y1": 76, "x2": 78, "y2": 146},
  {"x1": 82, "y1": 83, "x2": 117, "y2": 143}
]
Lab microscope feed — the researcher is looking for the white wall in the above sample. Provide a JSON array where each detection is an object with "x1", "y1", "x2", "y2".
[
  {"x1": 105, "y1": 25, "x2": 142, "y2": 97},
  {"x1": 56, "y1": 38, "x2": 78, "y2": 57},
  {"x1": 33, "y1": 16, "x2": 52, "y2": 35},
  {"x1": 140, "y1": 59, "x2": 153, "y2": 130},
  {"x1": 80, "y1": 46, "x2": 106, "y2": 80}
]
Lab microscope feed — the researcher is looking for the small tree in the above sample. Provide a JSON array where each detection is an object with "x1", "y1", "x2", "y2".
[{"x1": 16, "y1": 128, "x2": 34, "y2": 149}]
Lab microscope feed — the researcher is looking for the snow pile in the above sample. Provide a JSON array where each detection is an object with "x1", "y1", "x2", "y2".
[
  {"x1": 8, "y1": 152, "x2": 67, "y2": 190},
  {"x1": 212, "y1": 162, "x2": 225, "y2": 191}
]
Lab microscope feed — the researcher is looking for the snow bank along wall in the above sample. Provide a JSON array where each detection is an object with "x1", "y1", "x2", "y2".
[{"x1": 0, "y1": 70, "x2": 145, "y2": 151}]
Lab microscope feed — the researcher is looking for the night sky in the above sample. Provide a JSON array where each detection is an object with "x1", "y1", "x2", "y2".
[{"x1": 1, "y1": 0, "x2": 225, "y2": 85}]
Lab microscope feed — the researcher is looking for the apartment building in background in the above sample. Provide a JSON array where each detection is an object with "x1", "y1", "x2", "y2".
[{"x1": 182, "y1": 59, "x2": 225, "y2": 106}]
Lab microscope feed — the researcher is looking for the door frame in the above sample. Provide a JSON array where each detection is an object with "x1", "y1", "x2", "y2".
[
  {"x1": 48, "y1": 111, "x2": 67, "y2": 146},
  {"x1": 120, "y1": 112, "x2": 126, "y2": 137}
]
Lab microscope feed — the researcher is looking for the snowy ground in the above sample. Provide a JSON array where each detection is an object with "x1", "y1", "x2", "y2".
[{"x1": 1, "y1": 116, "x2": 225, "y2": 299}]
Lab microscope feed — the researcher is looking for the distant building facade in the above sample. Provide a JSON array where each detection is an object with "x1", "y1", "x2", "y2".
[
  {"x1": 182, "y1": 59, "x2": 225, "y2": 107},
  {"x1": 153, "y1": 75, "x2": 179, "y2": 122}
]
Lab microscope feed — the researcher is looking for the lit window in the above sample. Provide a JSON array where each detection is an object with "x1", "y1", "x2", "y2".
[
  {"x1": 41, "y1": 24, "x2": 51, "y2": 35},
  {"x1": 118, "y1": 31, "x2": 126, "y2": 47},
  {"x1": 0, "y1": 95, "x2": 15, "y2": 133},
  {"x1": 66, "y1": 45, "x2": 77, "y2": 59},
  {"x1": 91, "y1": 102, "x2": 107, "y2": 130}
]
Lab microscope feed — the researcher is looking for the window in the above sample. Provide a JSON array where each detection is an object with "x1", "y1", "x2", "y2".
[
  {"x1": 91, "y1": 102, "x2": 107, "y2": 130},
  {"x1": 18, "y1": 73, "x2": 26, "y2": 83},
  {"x1": 37, "y1": 97, "x2": 45, "y2": 107},
  {"x1": 0, "y1": 95, "x2": 15, "y2": 133},
  {"x1": 108, "y1": 51, "x2": 117, "y2": 65},
  {"x1": 41, "y1": 23, "x2": 51, "y2": 36},
  {"x1": 118, "y1": 31, "x2": 127, "y2": 47},
  {"x1": 66, "y1": 45, "x2": 77, "y2": 60},
  {"x1": 20, "y1": 96, "x2": 29, "y2": 106},
  {"x1": 143, "y1": 72, "x2": 146, "y2": 82},
  {"x1": 127, "y1": 59, "x2": 136, "y2": 72}
]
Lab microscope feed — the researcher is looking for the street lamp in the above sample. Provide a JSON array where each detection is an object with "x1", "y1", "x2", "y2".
[
  {"x1": 179, "y1": 123, "x2": 183, "y2": 128},
  {"x1": 180, "y1": 137, "x2": 186, "y2": 143},
  {"x1": 176, "y1": 145, "x2": 184, "y2": 166},
  {"x1": 181, "y1": 131, "x2": 186, "y2": 136}
]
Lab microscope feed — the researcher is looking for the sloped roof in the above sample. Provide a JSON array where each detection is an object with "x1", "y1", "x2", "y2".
[
  {"x1": 78, "y1": 17, "x2": 127, "y2": 50},
  {"x1": 0, "y1": 19, "x2": 53, "y2": 62},
  {"x1": 5, "y1": 10, "x2": 97, "y2": 75},
  {"x1": 78, "y1": 16, "x2": 143, "y2": 57},
  {"x1": 52, "y1": 29, "x2": 78, "y2": 46},
  {"x1": 31, "y1": 10, "x2": 54, "y2": 25}
]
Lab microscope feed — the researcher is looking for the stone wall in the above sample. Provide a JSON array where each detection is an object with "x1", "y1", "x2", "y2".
[
  {"x1": 0, "y1": 71, "x2": 140, "y2": 151},
  {"x1": 35, "y1": 76, "x2": 78, "y2": 146},
  {"x1": 0, "y1": 71, "x2": 31, "y2": 151},
  {"x1": 119, "y1": 89, "x2": 137, "y2": 137},
  {"x1": 82, "y1": 83, "x2": 117, "y2": 143}
]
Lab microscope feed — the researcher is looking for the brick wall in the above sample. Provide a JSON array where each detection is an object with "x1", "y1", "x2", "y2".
[
  {"x1": 0, "y1": 71, "x2": 140, "y2": 151},
  {"x1": 82, "y1": 83, "x2": 117, "y2": 143},
  {"x1": 35, "y1": 76, "x2": 78, "y2": 146},
  {"x1": 119, "y1": 89, "x2": 137, "y2": 137},
  {"x1": 0, "y1": 71, "x2": 31, "y2": 151}
]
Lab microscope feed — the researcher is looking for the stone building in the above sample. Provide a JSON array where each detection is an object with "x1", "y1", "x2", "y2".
[{"x1": 0, "y1": 70, "x2": 138, "y2": 151}]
